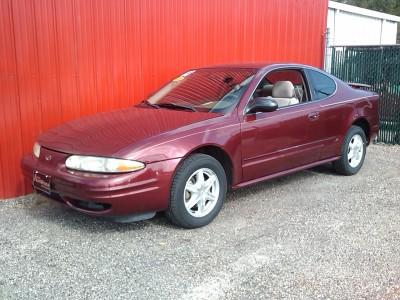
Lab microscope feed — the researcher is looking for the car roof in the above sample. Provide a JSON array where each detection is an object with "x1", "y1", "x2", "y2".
[{"x1": 195, "y1": 62, "x2": 318, "y2": 71}]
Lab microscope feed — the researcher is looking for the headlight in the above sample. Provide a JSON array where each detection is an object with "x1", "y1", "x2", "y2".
[
  {"x1": 65, "y1": 155, "x2": 145, "y2": 173},
  {"x1": 33, "y1": 142, "x2": 41, "y2": 158}
]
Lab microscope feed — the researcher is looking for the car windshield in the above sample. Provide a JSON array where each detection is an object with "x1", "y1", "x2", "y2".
[{"x1": 143, "y1": 68, "x2": 257, "y2": 113}]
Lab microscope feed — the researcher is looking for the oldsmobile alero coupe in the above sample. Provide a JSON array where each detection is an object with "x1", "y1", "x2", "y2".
[{"x1": 22, "y1": 63, "x2": 379, "y2": 228}]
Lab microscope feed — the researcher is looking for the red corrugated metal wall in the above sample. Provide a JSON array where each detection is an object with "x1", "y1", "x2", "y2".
[{"x1": 0, "y1": 0, "x2": 328, "y2": 199}]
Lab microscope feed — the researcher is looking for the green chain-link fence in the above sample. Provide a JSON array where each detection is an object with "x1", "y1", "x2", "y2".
[{"x1": 330, "y1": 45, "x2": 400, "y2": 145}]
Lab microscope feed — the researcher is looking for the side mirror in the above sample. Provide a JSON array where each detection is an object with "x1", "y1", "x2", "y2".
[{"x1": 247, "y1": 97, "x2": 278, "y2": 114}]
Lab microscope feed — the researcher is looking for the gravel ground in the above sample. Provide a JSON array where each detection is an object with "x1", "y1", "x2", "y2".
[{"x1": 0, "y1": 145, "x2": 399, "y2": 300}]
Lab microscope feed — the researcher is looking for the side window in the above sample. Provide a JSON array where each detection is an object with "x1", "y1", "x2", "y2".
[
  {"x1": 306, "y1": 69, "x2": 336, "y2": 101},
  {"x1": 253, "y1": 69, "x2": 309, "y2": 109}
]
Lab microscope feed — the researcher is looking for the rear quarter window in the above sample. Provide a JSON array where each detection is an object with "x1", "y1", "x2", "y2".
[{"x1": 306, "y1": 69, "x2": 336, "y2": 101}]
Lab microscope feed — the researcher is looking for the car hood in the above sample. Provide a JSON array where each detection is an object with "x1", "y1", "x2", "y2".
[{"x1": 38, "y1": 106, "x2": 219, "y2": 157}]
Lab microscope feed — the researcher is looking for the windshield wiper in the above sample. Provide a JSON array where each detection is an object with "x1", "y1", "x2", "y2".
[
  {"x1": 142, "y1": 100, "x2": 160, "y2": 109},
  {"x1": 157, "y1": 102, "x2": 197, "y2": 112}
]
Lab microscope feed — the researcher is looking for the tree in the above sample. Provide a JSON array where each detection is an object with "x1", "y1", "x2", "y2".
[{"x1": 335, "y1": 0, "x2": 400, "y2": 16}]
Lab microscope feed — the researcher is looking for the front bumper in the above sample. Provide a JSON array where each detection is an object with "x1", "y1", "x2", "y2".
[{"x1": 21, "y1": 148, "x2": 180, "y2": 218}]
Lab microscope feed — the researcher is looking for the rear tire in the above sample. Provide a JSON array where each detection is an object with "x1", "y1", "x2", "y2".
[
  {"x1": 166, "y1": 154, "x2": 227, "y2": 229},
  {"x1": 333, "y1": 125, "x2": 367, "y2": 175}
]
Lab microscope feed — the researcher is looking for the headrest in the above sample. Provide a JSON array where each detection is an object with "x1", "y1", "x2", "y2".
[
  {"x1": 272, "y1": 81, "x2": 295, "y2": 98},
  {"x1": 262, "y1": 84, "x2": 274, "y2": 93}
]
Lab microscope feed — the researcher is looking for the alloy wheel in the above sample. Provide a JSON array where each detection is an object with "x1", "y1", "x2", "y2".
[
  {"x1": 347, "y1": 134, "x2": 364, "y2": 168},
  {"x1": 183, "y1": 168, "x2": 220, "y2": 218}
]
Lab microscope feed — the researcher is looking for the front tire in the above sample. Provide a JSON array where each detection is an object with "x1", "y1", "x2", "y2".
[
  {"x1": 333, "y1": 125, "x2": 367, "y2": 175},
  {"x1": 166, "y1": 154, "x2": 227, "y2": 229}
]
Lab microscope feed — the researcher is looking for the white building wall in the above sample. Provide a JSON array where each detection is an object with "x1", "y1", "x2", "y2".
[
  {"x1": 381, "y1": 20, "x2": 398, "y2": 44},
  {"x1": 327, "y1": 1, "x2": 400, "y2": 46}
]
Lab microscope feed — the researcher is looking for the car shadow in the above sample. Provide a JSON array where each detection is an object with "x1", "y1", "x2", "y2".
[
  {"x1": 308, "y1": 162, "x2": 339, "y2": 175},
  {"x1": 22, "y1": 194, "x2": 174, "y2": 233},
  {"x1": 23, "y1": 163, "x2": 338, "y2": 231},
  {"x1": 225, "y1": 162, "x2": 338, "y2": 202}
]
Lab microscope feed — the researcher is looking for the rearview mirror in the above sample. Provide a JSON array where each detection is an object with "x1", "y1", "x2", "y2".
[{"x1": 247, "y1": 97, "x2": 278, "y2": 114}]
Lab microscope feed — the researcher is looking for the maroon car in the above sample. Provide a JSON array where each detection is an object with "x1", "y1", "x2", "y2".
[{"x1": 22, "y1": 64, "x2": 379, "y2": 228}]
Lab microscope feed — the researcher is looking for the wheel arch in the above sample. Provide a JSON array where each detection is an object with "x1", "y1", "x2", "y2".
[
  {"x1": 175, "y1": 144, "x2": 235, "y2": 189},
  {"x1": 352, "y1": 117, "x2": 371, "y2": 144}
]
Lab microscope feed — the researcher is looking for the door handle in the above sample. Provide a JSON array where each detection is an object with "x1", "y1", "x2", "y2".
[{"x1": 308, "y1": 111, "x2": 320, "y2": 120}]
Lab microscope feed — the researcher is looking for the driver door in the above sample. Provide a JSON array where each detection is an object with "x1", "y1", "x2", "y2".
[{"x1": 240, "y1": 68, "x2": 325, "y2": 182}]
